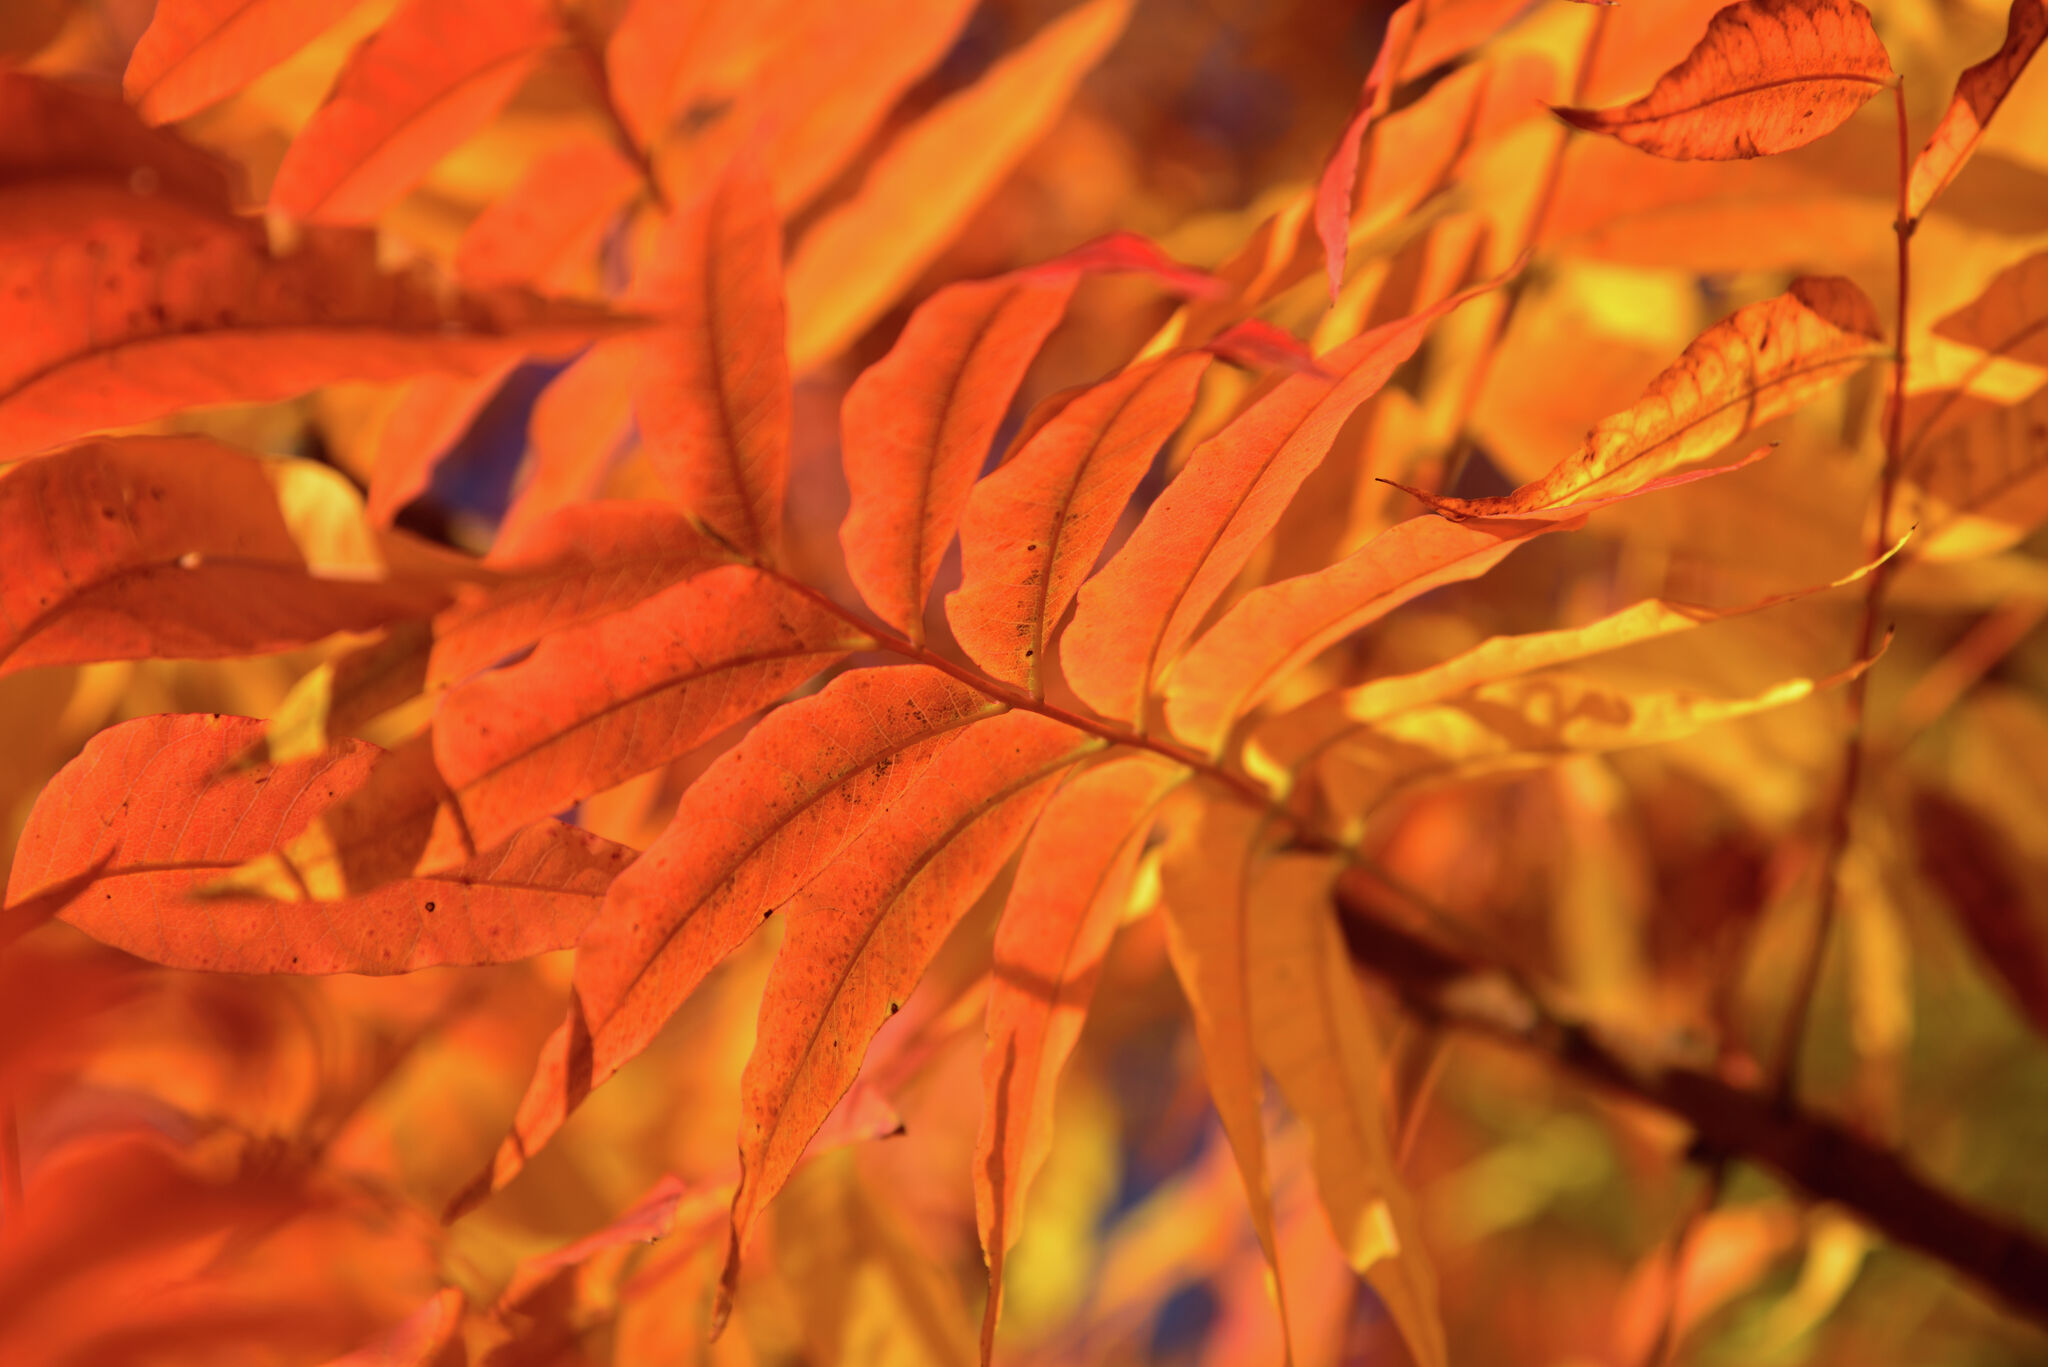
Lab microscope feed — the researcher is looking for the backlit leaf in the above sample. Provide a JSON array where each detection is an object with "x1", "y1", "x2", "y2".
[
  {"x1": 1905, "y1": 384, "x2": 2048, "y2": 555},
  {"x1": 976, "y1": 754, "x2": 1185, "y2": 1359},
  {"x1": 318, "y1": 1288, "x2": 465, "y2": 1367},
  {"x1": 947, "y1": 352, "x2": 1213, "y2": 695},
  {"x1": 125, "y1": 0, "x2": 363, "y2": 125},
  {"x1": 1912, "y1": 786, "x2": 2048, "y2": 1038},
  {"x1": 269, "y1": 0, "x2": 562, "y2": 223},
  {"x1": 0, "y1": 69, "x2": 237, "y2": 209},
  {"x1": 719, "y1": 709, "x2": 1098, "y2": 1324},
  {"x1": 454, "y1": 135, "x2": 643, "y2": 291},
  {"x1": 1554, "y1": 0, "x2": 1893, "y2": 161},
  {"x1": 1906, "y1": 0, "x2": 2047, "y2": 219},
  {"x1": 457, "y1": 666, "x2": 1000, "y2": 1209},
  {"x1": 1313, "y1": 2, "x2": 1414, "y2": 304},
  {"x1": 636, "y1": 152, "x2": 791, "y2": 561},
  {"x1": 8, "y1": 713, "x2": 630, "y2": 974}
]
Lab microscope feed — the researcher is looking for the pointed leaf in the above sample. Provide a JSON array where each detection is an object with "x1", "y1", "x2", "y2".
[
  {"x1": 1906, "y1": 0, "x2": 2047, "y2": 218},
  {"x1": 976, "y1": 754, "x2": 1185, "y2": 1359},
  {"x1": 1158, "y1": 801, "x2": 1295, "y2": 1354},
  {"x1": 1164, "y1": 455, "x2": 1773, "y2": 754},
  {"x1": 0, "y1": 188, "x2": 625, "y2": 459},
  {"x1": 7, "y1": 714, "x2": 631, "y2": 974},
  {"x1": 269, "y1": 0, "x2": 562, "y2": 223},
  {"x1": 784, "y1": 0, "x2": 1136, "y2": 367},
  {"x1": 0, "y1": 436, "x2": 449, "y2": 677},
  {"x1": 1063, "y1": 282, "x2": 1500, "y2": 725},
  {"x1": 1401, "y1": 277, "x2": 1883, "y2": 518},
  {"x1": 1314, "y1": 3, "x2": 1415, "y2": 303},
  {"x1": 1249, "y1": 544, "x2": 1901, "y2": 787},
  {"x1": 637, "y1": 152, "x2": 791, "y2": 560},
  {"x1": 125, "y1": 0, "x2": 363, "y2": 125},
  {"x1": 1554, "y1": 0, "x2": 1893, "y2": 161},
  {"x1": 720, "y1": 710, "x2": 1097, "y2": 1320},
  {"x1": 948, "y1": 352, "x2": 1212, "y2": 694},
  {"x1": 457, "y1": 666, "x2": 1001, "y2": 1209},
  {"x1": 1247, "y1": 853, "x2": 1445, "y2": 1367}
]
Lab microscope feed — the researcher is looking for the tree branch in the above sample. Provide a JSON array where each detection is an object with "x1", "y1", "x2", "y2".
[{"x1": 1332, "y1": 868, "x2": 2048, "y2": 1335}]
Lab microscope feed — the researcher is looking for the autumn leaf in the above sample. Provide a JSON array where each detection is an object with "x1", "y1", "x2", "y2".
[
  {"x1": 1, "y1": 68, "x2": 239, "y2": 209},
  {"x1": 495, "y1": 1175, "x2": 727, "y2": 1318},
  {"x1": 318, "y1": 1288, "x2": 465, "y2": 1367},
  {"x1": 784, "y1": 0, "x2": 1136, "y2": 367},
  {"x1": 636, "y1": 150, "x2": 792, "y2": 561},
  {"x1": 1163, "y1": 455, "x2": 1774, "y2": 755},
  {"x1": 1554, "y1": 0, "x2": 1894, "y2": 161},
  {"x1": 1912, "y1": 787, "x2": 2048, "y2": 1038},
  {"x1": 0, "y1": 436, "x2": 448, "y2": 677},
  {"x1": 948, "y1": 352, "x2": 1213, "y2": 694},
  {"x1": 365, "y1": 363, "x2": 520, "y2": 527},
  {"x1": 124, "y1": 0, "x2": 363, "y2": 126},
  {"x1": 454, "y1": 135, "x2": 643, "y2": 292},
  {"x1": 1314, "y1": 2, "x2": 1415, "y2": 304},
  {"x1": 1157, "y1": 801, "x2": 1296, "y2": 1358},
  {"x1": 976, "y1": 754, "x2": 1185, "y2": 1359},
  {"x1": 8, "y1": 714, "x2": 631, "y2": 974},
  {"x1": 498, "y1": 340, "x2": 643, "y2": 540},
  {"x1": 1246, "y1": 853, "x2": 1446, "y2": 1367},
  {"x1": 1905, "y1": 0, "x2": 2047, "y2": 219},
  {"x1": 1062, "y1": 278, "x2": 1505, "y2": 727},
  {"x1": 1905, "y1": 385, "x2": 2048, "y2": 554},
  {"x1": 1399, "y1": 277, "x2": 1884, "y2": 518},
  {"x1": 604, "y1": 0, "x2": 799, "y2": 150},
  {"x1": 0, "y1": 184, "x2": 626, "y2": 460},
  {"x1": 456, "y1": 667, "x2": 1002, "y2": 1211},
  {"x1": 269, "y1": 0, "x2": 562, "y2": 224},
  {"x1": 718, "y1": 710, "x2": 1100, "y2": 1324}
]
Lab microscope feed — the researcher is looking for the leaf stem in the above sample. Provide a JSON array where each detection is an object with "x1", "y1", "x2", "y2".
[{"x1": 1771, "y1": 78, "x2": 1912, "y2": 1108}]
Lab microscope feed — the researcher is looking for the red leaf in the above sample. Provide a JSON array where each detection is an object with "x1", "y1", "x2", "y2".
[
  {"x1": 125, "y1": 0, "x2": 362, "y2": 125},
  {"x1": 8, "y1": 714, "x2": 631, "y2": 974},
  {"x1": 269, "y1": 0, "x2": 562, "y2": 223},
  {"x1": 454, "y1": 135, "x2": 643, "y2": 291},
  {"x1": 1, "y1": 70, "x2": 239, "y2": 209},
  {"x1": 1906, "y1": 0, "x2": 2047, "y2": 219}
]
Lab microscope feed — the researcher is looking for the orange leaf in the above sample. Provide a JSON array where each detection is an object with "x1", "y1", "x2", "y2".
[
  {"x1": 269, "y1": 0, "x2": 562, "y2": 224},
  {"x1": 840, "y1": 233, "x2": 1218, "y2": 644},
  {"x1": 1314, "y1": 3, "x2": 1415, "y2": 303},
  {"x1": 366, "y1": 362, "x2": 520, "y2": 527},
  {"x1": 1912, "y1": 787, "x2": 2048, "y2": 1038},
  {"x1": 636, "y1": 152, "x2": 791, "y2": 561},
  {"x1": 0, "y1": 188, "x2": 624, "y2": 460},
  {"x1": 1402, "y1": 277, "x2": 1883, "y2": 519},
  {"x1": 0, "y1": 69, "x2": 238, "y2": 210},
  {"x1": 604, "y1": 0, "x2": 804, "y2": 150},
  {"x1": 498, "y1": 339, "x2": 644, "y2": 541},
  {"x1": 457, "y1": 666, "x2": 1000, "y2": 1210},
  {"x1": 124, "y1": 0, "x2": 362, "y2": 125},
  {"x1": 947, "y1": 352, "x2": 1213, "y2": 695},
  {"x1": 1906, "y1": 0, "x2": 2047, "y2": 219},
  {"x1": 975, "y1": 754, "x2": 1184, "y2": 1362},
  {"x1": 454, "y1": 135, "x2": 643, "y2": 291},
  {"x1": 1162, "y1": 456, "x2": 1773, "y2": 754},
  {"x1": 318, "y1": 1288, "x2": 465, "y2": 1367},
  {"x1": 8, "y1": 714, "x2": 630, "y2": 974},
  {"x1": 1063, "y1": 281, "x2": 1502, "y2": 727},
  {"x1": 0, "y1": 436, "x2": 448, "y2": 678},
  {"x1": 783, "y1": 0, "x2": 1136, "y2": 367},
  {"x1": 1555, "y1": 0, "x2": 1893, "y2": 161},
  {"x1": 718, "y1": 710, "x2": 1098, "y2": 1325}
]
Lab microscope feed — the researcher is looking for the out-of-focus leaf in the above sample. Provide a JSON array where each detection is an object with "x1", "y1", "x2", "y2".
[
  {"x1": 318, "y1": 1288, "x2": 465, "y2": 1367},
  {"x1": 1912, "y1": 787, "x2": 2048, "y2": 1038},
  {"x1": 0, "y1": 69, "x2": 239, "y2": 208},
  {"x1": 1906, "y1": 0, "x2": 2047, "y2": 219},
  {"x1": 498, "y1": 339, "x2": 643, "y2": 541},
  {"x1": 1554, "y1": 0, "x2": 1893, "y2": 161},
  {"x1": 1314, "y1": 3, "x2": 1414, "y2": 303},
  {"x1": 9, "y1": 713, "x2": 630, "y2": 974},
  {"x1": 783, "y1": 0, "x2": 1136, "y2": 367},
  {"x1": 976, "y1": 755, "x2": 1184, "y2": 1360},
  {"x1": 269, "y1": 0, "x2": 562, "y2": 223},
  {"x1": 1906, "y1": 385, "x2": 2048, "y2": 555},
  {"x1": 454, "y1": 136, "x2": 643, "y2": 292},
  {"x1": 125, "y1": 0, "x2": 364, "y2": 125},
  {"x1": 947, "y1": 353, "x2": 1212, "y2": 695},
  {"x1": 365, "y1": 362, "x2": 519, "y2": 526}
]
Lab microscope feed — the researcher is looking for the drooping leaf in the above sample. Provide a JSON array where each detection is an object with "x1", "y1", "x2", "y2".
[
  {"x1": 269, "y1": 0, "x2": 563, "y2": 223},
  {"x1": 719, "y1": 710, "x2": 1098, "y2": 1325},
  {"x1": 636, "y1": 151, "x2": 791, "y2": 561},
  {"x1": 1906, "y1": 0, "x2": 2047, "y2": 219},
  {"x1": 1314, "y1": 2, "x2": 1414, "y2": 304},
  {"x1": 7, "y1": 714, "x2": 631, "y2": 974},
  {"x1": 224, "y1": 564, "x2": 865, "y2": 898},
  {"x1": 0, "y1": 187, "x2": 625, "y2": 460},
  {"x1": 1157, "y1": 801, "x2": 1295, "y2": 1356},
  {"x1": 1248, "y1": 543, "x2": 1902, "y2": 790},
  {"x1": 1912, "y1": 786, "x2": 2048, "y2": 1038},
  {"x1": 456, "y1": 666, "x2": 1001, "y2": 1210},
  {"x1": 1398, "y1": 277, "x2": 1884, "y2": 518},
  {"x1": 1554, "y1": 0, "x2": 1893, "y2": 161},
  {"x1": 841, "y1": 232, "x2": 1219, "y2": 644},
  {"x1": 1246, "y1": 853, "x2": 1446, "y2": 1367},
  {"x1": 1162, "y1": 456, "x2": 1773, "y2": 754},
  {"x1": 783, "y1": 0, "x2": 1136, "y2": 367},
  {"x1": 976, "y1": 754, "x2": 1185, "y2": 1360},
  {"x1": 317, "y1": 1288, "x2": 465, "y2": 1367},
  {"x1": 0, "y1": 436, "x2": 448, "y2": 677},
  {"x1": 1062, "y1": 280, "x2": 1503, "y2": 726},
  {"x1": 947, "y1": 352, "x2": 1213, "y2": 694},
  {"x1": 124, "y1": 0, "x2": 363, "y2": 125}
]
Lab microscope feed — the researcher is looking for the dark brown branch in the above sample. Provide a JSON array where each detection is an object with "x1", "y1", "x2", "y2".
[{"x1": 1332, "y1": 869, "x2": 2048, "y2": 1335}]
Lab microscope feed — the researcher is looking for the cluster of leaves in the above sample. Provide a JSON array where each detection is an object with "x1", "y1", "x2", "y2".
[{"x1": 3, "y1": 0, "x2": 2048, "y2": 1363}]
